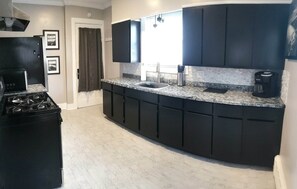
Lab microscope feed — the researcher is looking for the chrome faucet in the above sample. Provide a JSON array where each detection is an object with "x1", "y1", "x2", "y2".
[{"x1": 156, "y1": 62, "x2": 161, "y2": 83}]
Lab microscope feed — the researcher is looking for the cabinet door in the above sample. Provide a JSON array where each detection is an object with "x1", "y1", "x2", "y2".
[
  {"x1": 202, "y1": 5, "x2": 226, "y2": 67},
  {"x1": 252, "y1": 5, "x2": 289, "y2": 69},
  {"x1": 183, "y1": 7, "x2": 203, "y2": 66},
  {"x1": 213, "y1": 117, "x2": 242, "y2": 162},
  {"x1": 140, "y1": 101, "x2": 158, "y2": 140},
  {"x1": 112, "y1": 93, "x2": 124, "y2": 124},
  {"x1": 112, "y1": 21, "x2": 130, "y2": 62},
  {"x1": 103, "y1": 90, "x2": 112, "y2": 118},
  {"x1": 242, "y1": 120, "x2": 279, "y2": 167},
  {"x1": 225, "y1": 5, "x2": 254, "y2": 68},
  {"x1": 125, "y1": 97, "x2": 139, "y2": 132},
  {"x1": 184, "y1": 112, "x2": 212, "y2": 157},
  {"x1": 159, "y1": 106, "x2": 183, "y2": 149}
]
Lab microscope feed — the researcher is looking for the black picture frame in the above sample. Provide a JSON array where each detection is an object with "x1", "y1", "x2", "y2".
[
  {"x1": 46, "y1": 56, "x2": 60, "y2": 75},
  {"x1": 286, "y1": 1, "x2": 297, "y2": 59},
  {"x1": 43, "y1": 30, "x2": 60, "y2": 50}
]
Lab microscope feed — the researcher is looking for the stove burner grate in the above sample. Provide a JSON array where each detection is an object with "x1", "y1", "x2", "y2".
[{"x1": 5, "y1": 93, "x2": 57, "y2": 115}]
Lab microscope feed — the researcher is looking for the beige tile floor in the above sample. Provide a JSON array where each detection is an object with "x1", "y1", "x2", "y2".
[{"x1": 59, "y1": 105, "x2": 275, "y2": 189}]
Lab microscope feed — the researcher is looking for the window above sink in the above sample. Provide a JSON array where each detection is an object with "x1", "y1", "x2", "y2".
[{"x1": 142, "y1": 10, "x2": 182, "y2": 74}]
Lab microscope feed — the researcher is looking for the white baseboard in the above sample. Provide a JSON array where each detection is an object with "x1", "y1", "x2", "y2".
[
  {"x1": 57, "y1": 103, "x2": 77, "y2": 110},
  {"x1": 57, "y1": 103, "x2": 67, "y2": 110},
  {"x1": 274, "y1": 155, "x2": 287, "y2": 189},
  {"x1": 66, "y1": 103, "x2": 77, "y2": 110},
  {"x1": 57, "y1": 102, "x2": 102, "y2": 110},
  {"x1": 77, "y1": 97, "x2": 102, "y2": 108}
]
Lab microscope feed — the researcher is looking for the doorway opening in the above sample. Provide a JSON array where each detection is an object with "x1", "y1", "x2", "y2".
[{"x1": 71, "y1": 18, "x2": 105, "y2": 109}]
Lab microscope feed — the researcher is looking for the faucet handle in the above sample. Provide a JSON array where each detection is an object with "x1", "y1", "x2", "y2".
[{"x1": 156, "y1": 62, "x2": 160, "y2": 72}]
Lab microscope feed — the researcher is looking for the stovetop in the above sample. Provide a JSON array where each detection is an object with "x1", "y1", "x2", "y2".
[{"x1": 3, "y1": 92, "x2": 59, "y2": 115}]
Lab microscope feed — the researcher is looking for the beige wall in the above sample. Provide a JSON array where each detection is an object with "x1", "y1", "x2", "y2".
[
  {"x1": 64, "y1": 6, "x2": 104, "y2": 104},
  {"x1": 0, "y1": 4, "x2": 67, "y2": 104},
  {"x1": 112, "y1": 0, "x2": 287, "y2": 22},
  {"x1": 112, "y1": 0, "x2": 186, "y2": 22},
  {"x1": 0, "y1": 4, "x2": 110, "y2": 104},
  {"x1": 280, "y1": 60, "x2": 297, "y2": 189},
  {"x1": 103, "y1": 7, "x2": 121, "y2": 79}
]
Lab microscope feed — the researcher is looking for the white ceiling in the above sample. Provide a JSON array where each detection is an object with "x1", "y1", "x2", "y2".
[{"x1": 12, "y1": 0, "x2": 111, "y2": 10}]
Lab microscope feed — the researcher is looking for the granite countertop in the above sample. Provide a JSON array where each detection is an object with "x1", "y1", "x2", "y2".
[
  {"x1": 4, "y1": 84, "x2": 47, "y2": 96},
  {"x1": 102, "y1": 78, "x2": 285, "y2": 108}
]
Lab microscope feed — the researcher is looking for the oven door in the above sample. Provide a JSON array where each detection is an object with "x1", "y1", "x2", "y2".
[{"x1": 0, "y1": 112, "x2": 63, "y2": 188}]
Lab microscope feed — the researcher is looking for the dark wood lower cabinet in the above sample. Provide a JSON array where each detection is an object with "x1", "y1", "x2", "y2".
[
  {"x1": 213, "y1": 117, "x2": 242, "y2": 162},
  {"x1": 103, "y1": 90, "x2": 112, "y2": 118},
  {"x1": 101, "y1": 83, "x2": 285, "y2": 167},
  {"x1": 125, "y1": 97, "x2": 139, "y2": 132},
  {"x1": 159, "y1": 106, "x2": 183, "y2": 149},
  {"x1": 242, "y1": 120, "x2": 279, "y2": 167},
  {"x1": 184, "y1": 112, "x2": 212, "y2": 157},
  {"x1": 140, "y1": 101, "x2": 158, "y2": 140},
  {"x1": 112, "y1": 93, "x2": 124, "y2": 124}
]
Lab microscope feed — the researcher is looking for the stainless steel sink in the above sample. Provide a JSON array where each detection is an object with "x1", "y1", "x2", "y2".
[{"x1": 136, "y1": 81, "x2": 169, "y2": 89}]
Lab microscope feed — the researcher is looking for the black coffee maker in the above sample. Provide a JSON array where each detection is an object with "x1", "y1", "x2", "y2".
[{"x1": 252, "y1": 71, "x2": 279, "y2": 98}]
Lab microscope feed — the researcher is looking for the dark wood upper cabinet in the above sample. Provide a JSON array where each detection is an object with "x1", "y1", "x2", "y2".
[
  {"x1": 252, "y1": 4, "x2": 289, "y2": 70},
  {"x1": 183, "y1": 7, "x2": 203, "y2": 66},
  {"x1": 202, "y1": 5, "x2": 227, "y2": 67},
  {"x1": 112, "y1": 20, "x2": 141, "y2": 63},
  {"x1": 183, "y1": 4, "x2": 289, "y2": 70},
  {"x1": 225, "y1": 5, "x2": 255, "y2": 68}
]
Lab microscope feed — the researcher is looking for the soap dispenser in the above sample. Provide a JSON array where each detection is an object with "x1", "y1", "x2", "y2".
[{"x1": 177, "y1": 65, "x2": 185, "y2": 86}]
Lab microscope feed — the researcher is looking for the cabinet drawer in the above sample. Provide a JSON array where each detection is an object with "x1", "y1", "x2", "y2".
[
  {"x1": 102, "y1": 82, "x2": 112, "y2": 91},
  {"x1": 125, "y1": 88, "x2": 140, "y2": 99},
  {"x1": 214, "y1": 104, "x2": 243, "y2": 118},
  {"x1": 244, "y1": 107, "x2": 284, "y2": 121},
  {"x1": 184, "y1": 100, "x2": 212, "y2": 115},
  {"x1": 140, "y1": 91, "x2": 158, "y2": 104},
  {"x1": 159, "y1": 95, "x2": 183, "y2": 109},
  {"x1": 113, "y1": 85, "x2": 124, "y2": 95}
]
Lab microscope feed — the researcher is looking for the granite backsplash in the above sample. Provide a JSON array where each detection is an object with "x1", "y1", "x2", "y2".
[{"x1": 120, "y1": 63, "x2": 289, "y2": 104}]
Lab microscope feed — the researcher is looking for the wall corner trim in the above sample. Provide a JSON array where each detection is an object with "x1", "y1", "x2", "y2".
[{"x1": 274, "y1": 155, "x2": 288, "y2": 189}]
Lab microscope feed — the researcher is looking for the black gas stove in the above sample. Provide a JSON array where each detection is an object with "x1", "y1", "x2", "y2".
[
  {"x1": 0, "y1": 92, "x2": 63, "y2": 189},
  {"x1": 4, "y1": 92, "x2": 58, "y2": 115},
  {"x1": 0, "y1": 37, "x2": 62, "y2": 189}
]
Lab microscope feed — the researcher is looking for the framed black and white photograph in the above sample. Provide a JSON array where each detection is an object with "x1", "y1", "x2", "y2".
[
  {"x1": 43, "y1": 30, "x2": 60, "y2": 50},
  {"x1": 46, "y1": 56, "x2": 60, "y2": 75},
  {"x1": 286, "y1": 0, "x2": 297, "y2": 59}
]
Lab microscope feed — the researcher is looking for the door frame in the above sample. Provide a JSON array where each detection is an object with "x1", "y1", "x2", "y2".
[{"x1": 71, "y1": 18, "x2": 105, "y2": 109}]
